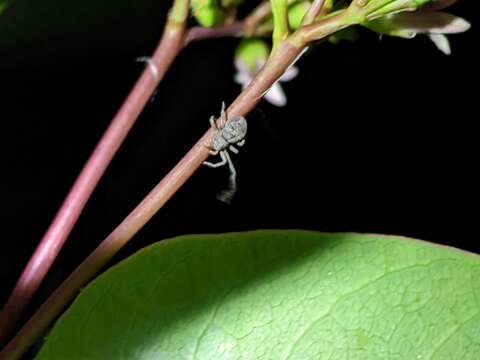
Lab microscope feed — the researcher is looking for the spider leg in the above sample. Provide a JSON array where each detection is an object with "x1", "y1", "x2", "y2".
[
  {"x1": 216, "y1": 151, "x2": 237, "y2": 204},
  {"x1": 225, "y1": 152, "x2": 236, "y2": 187},
  {"x1": 202, "y1": 140, "x2": 217, "y2": 154},
  {"x1": 209, "y1": 115, "x2": 218, "y2": 129},
  {"x1": 229, "y1": 145, "x2": 239, "y2": 154},
  {"x1": 220, "y1": 101, "x2": 228, "y2": 128},
  {"x1": 203, "y1": 150, "x2": 227, "y2": 168},
  {"x1": 237, "y1": 139, "x2": 245, "y2": 147}
]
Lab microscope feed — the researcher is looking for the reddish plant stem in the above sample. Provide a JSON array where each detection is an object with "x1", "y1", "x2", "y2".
[
  {"x1": 0, "y1": 25, "x2": 186, "y2": 347},
  {"x1": 0, "y1": 16, "x2": 251, "y2": 349},
  {"x1": 1, "y1": 8, "x2": 348, "y2": 359},
  {"x1": 185, "y1": 21, "x2": 244, "y2": 44},
  {"x1": 0, "y1": 7, "x2": 260, "y2": 342},
  {"x1": 302, "y1": 0, "x2": 326, "y2": 25},
  {"x1": 244, "y1": 1, "x2": 272, "y2": 36},
  {"x1": 0, "y1": 39, "x2": 305, "y2": 360}
]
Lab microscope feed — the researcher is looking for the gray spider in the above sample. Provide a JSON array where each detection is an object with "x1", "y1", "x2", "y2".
[{"x1": 203, "y1": 102, "x2": 247, "y2": 203}]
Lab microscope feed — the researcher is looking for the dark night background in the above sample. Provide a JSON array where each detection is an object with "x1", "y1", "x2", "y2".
[{"x1": 0, "y1": 0, "x2": 478, "y2": 353}]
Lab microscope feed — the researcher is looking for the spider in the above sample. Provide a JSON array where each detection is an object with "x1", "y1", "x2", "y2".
[{"x1": 203, "y1": 102, "x2": 247, "y2": 203}]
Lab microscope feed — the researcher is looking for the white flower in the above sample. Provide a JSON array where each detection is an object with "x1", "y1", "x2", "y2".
[
  {"x1": 365, "y1": 0, "x2": 470, "y2": 55},
  {"x1": 393, "y1": 11, "x2": 471, "y2": 55},
  {"x1": 422, "y1": 1, "x2": 467, "y2": 54},
  {"x1": 234, "y1": 59, "x2": 299, "y2": 107}
]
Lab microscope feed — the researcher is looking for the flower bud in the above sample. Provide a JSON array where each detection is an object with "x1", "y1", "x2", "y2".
[
  {"x1": 363, "y1": 7, "x2": 470, "y2": 55},
  {"x1": 234, "y1": 39, "x2": 270, "y2": 73},
  {"x1": 365, "y1": 11, "x2": 470, "y2": 38},
  {"x1": 191, "y1": 0, "x2": 226, "y2": 27},
  {"x1": 352, "y1": 0, "x2": 433, "y2": 21},
  {"x1": 288, "y1": 1, "x2": 311, "y2": 30}
]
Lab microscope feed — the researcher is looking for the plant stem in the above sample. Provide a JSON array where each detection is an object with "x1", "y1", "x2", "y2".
[
  {"x1": 0, "y1": 10, "x2": 350, "y2": 359},
  {"x1": 0, "y1": 44, "x2": 301, "y2": 360},
  {"x1": 271, "y1": 0, "x2": 290, "y2": 47},
  {"x1": 302, "y1": 0, "x2": 326, "y2": 25},
  {"x1": 169, "y1": 0, "x2": 191, "y2": 25},
  {"x1": 185, "y1": 21, "x2": 244, "y2": 44},
  {"x1": 296, "y1": 9, "x2": 351, "y2": 43},
  {"x1": 0, "y1": 11, "x2": 255, "y2": 353},
  {"x1": 0, "y1": 39, "x2": 304, "y2": 360},
  {"x1": 244, "y1": 0, "x2": 303, "y2": 36},
  {"x1": 0, "y1": 0, "x2": 190, "y2": 347},
  {"x1": 244, "y1": 1, "x2": 273, "y2": 36}
]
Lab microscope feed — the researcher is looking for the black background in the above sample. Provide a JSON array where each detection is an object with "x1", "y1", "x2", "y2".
[{"x1": 0, "y1": 0, "x2": 478, "y2": 350}]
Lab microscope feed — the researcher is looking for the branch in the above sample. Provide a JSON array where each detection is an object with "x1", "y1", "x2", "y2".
[
  {"x1": 270, "y1": 0, "x2": 290, "y2": 47},
  {"x1": 301, "y1": 0, "x2": 326, "y2": 26},
  {"x1": 0, "y1": 2, "x2": 258, "y2": 347},
  {"x1": 244, "y1": 1, "x2": 272, "y2": 36},
  {"x1": 0, "y1": 10, "x2": 350, "y2": 360},
  {"x1": 184, "y1": 21, "x2": 244, "y2": 45},
  {"x1": 297, "y1": 10, "x2": 351, "y2": 43},
  {"x1": 0, "y1": 0, "x2": 191, "y2": 346}
]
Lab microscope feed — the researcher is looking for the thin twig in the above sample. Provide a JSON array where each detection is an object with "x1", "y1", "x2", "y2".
[
  {"x1": 244, "y1": 1, "x2": 272, "y2": 36},
  {"x1": 0, "y1": 0, "x2": 190, "y2": 346},
  {"x1": 0, "y1": 10, "x2": 350, "y2": 359},
  {"x1": 184, "y1": 21, "x2": 245, "y2": 45},
  {"x1": 270, "y1": 0, "x2": 291, "y2": 47},
  {"x1": 301, "y1": 0, "x2": 326, "y2": 26}
]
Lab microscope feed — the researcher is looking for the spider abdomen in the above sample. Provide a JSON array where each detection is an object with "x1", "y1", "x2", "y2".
[{"x1": 212, "y1": 116, "x2": 247, "y2": 151}]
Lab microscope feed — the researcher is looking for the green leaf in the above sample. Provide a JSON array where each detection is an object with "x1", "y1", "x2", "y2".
[{"x1": 37, "y1": 231, "x2": 480, "y2": 359}]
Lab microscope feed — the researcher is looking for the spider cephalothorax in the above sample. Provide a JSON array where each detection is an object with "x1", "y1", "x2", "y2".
[{"x1": 203, "y1": 102, "x2": 247, "y2": 203}]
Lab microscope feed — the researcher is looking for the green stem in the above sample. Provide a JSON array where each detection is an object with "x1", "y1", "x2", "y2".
[
  {"x1": 270, "y1": 0, "x2": 290, "y2": 47},
  {"x1": 294, "y1": 9, "x2": 352, "y2": 44},
  {"x1": 301, "y1": 0, "x2": 327, "y2": 26},
  {"x1": 167, "y1": 0, "x2": 191, "y2": 29}
]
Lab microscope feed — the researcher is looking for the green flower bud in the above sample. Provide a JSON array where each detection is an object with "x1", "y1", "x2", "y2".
[
  {"x1": 288, "y1": 1, "x2": 310, "y2": 30},
  {"x1": 191, "y1": 0, "x2": 226, "y2": 27},
  {"x1": 349, "y1": 0, "x2": 436, "y2": 22},
  {"x1": 324, "y1": 0, "x2": 335, "y2": 11},
  {"x1": 234, "y1": 39, "x2": 270, "y2": 73},
  {"x1": 364, "y1": 0, "x2": 433, "y2": 20},
  {"x1": 257, "y1": 1, "x2": 320, "y2": 34}
]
